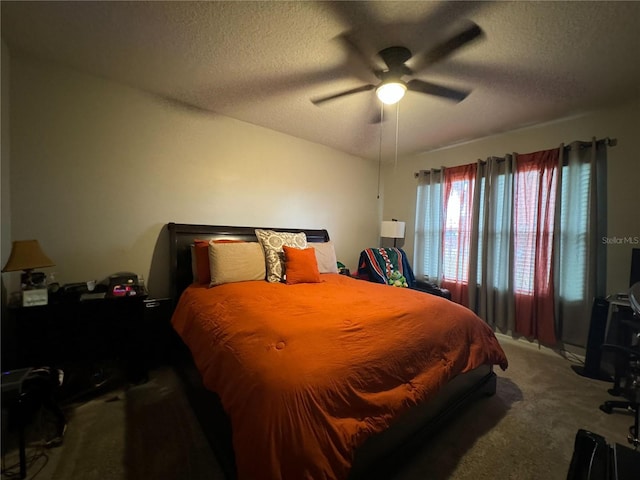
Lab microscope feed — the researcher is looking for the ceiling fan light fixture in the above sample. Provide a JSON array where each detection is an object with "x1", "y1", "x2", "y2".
[{"x1": 376, "y1": 81, "x2": 406, "y2": 105}]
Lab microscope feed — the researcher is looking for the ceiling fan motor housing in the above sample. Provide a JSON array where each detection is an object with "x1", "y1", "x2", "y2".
[{"x1": 376, "y1": 46, "x2": 413, "y2": 79}]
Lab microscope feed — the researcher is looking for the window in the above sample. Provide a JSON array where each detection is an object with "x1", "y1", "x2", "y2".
[
  {"x1": 442, "y1": 176, "x2": 474, "y2": 283},
  {"x1": 414, "y1": 171, "x2": 442, "y2": 282},
  {"x1": 558, "y1": 162, "x2": 590, "y2": 301},
  {"x1": 513, "y1": 166, "x2": 557, "y2": 295},
  {"x1": 415, "y1": 142, "x2": 607, "y2": 346},
  {"x1": 416, "y1": 155, "x2": 569, "y2": 298}
]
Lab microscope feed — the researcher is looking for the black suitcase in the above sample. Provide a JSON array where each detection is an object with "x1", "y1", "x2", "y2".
[{"x1": 567, "y1": 429, "x2": 640, "y2": 480}]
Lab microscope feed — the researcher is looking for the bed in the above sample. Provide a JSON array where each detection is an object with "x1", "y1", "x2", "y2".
[{"x1": 168, "y1": 222, "x2": 508, "y2": 480}]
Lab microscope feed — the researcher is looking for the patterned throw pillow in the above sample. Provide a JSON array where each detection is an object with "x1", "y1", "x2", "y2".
[{"x1": 255, "y1": 229, "x2": 308, "y2": 283}]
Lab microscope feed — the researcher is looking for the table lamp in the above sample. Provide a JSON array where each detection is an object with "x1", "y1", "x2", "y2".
[{"x1": 2, "y1": 240, "x2": 55, "y2": 306}]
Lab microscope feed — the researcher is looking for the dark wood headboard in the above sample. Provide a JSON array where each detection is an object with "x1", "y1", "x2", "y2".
[{"x1": 167, "y1": 223, "x2": 330, "y2": 303}]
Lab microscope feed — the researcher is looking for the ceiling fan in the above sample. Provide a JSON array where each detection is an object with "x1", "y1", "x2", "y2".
[{"x1": 311, "y1": 21, "x2": 483, "y2": 109}]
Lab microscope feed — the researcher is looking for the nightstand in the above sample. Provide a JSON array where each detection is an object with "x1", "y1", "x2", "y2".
[{"x1": 2, "y1": 295, "x2": 173, "y2": 403}]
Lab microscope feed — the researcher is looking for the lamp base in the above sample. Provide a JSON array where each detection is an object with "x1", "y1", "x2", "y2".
[{"x1": 21, "y1": 270, "x2": 47, "y2": 289}]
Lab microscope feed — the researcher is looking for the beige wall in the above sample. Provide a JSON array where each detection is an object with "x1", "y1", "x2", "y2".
[
  {"x1": 7, "y1": 53, "x2": 380, "y2": 298},
  {"x1": 8, "y1": 48, "x2": 638, "y2": 301},
  {"x1": 1, "y1": 41, "x2": 12, "y2": 305},
  {"x1": 382, "y1": 103, "x2": 640, "y2": 295}
]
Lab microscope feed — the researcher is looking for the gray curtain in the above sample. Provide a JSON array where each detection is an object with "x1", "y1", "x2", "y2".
[
  {"x1": 468, "y1": 156, "x2": 516, "y2": 333},
  {"x1": 555, "y1": 139, "x2": 607, "y2": 346}
]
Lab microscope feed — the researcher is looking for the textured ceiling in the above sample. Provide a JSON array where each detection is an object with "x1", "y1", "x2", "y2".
[{"x1": 2, "y1": 1, "x2": 639, "y2": 161}]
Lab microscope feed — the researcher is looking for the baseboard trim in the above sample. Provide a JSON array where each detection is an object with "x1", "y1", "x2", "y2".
[{"x1": 494, "y1": 332, "x2": 586, "y2": 362}]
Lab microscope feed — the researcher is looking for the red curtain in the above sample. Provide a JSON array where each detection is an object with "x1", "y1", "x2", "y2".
[
  {"x1": 441, "y1": 164, "x2": 477, "y2": 306},
  {"x1": 513, "y1": 148, "x2": 559, "y2": 345}
]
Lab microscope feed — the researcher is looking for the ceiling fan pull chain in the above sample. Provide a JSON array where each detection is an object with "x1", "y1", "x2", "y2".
[
  {"x1": 377, "y1": 102, "x2": 384, "y2": 199},
  {"x1": 395, "y1": 102, "x2": 400, "y2": 171}
]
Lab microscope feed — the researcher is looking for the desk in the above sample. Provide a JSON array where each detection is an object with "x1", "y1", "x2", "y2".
[{"x1": 577, "y1": 296, "x2": 634, "y2": 381}]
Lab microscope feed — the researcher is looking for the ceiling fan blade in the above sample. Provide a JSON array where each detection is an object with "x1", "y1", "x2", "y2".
[
  {"x1": 407, "y1": 79, "x2": 470, "y2": 102},
  {"x1": 336, "y1": 33, "x2": 382, "y2": 80},
  {"x1": 413, "y1": 21, "x2": 484, "y2": 72},
  {"x1": 311, "y1": 84, "x2": 375, "y2": 105}
]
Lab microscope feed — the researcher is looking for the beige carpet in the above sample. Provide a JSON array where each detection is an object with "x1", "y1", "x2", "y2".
[
  {"x1": 2, "y1": 368, "x2": 224, "y2": 480},
  {"x1": 392, "y1": 338, "x2": 632, "y2": 479},
  {"x1": 2, "y1": 337, "x2": 634, "y2": 480}
]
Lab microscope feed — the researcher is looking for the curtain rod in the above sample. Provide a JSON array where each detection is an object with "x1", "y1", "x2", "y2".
[
  {"x1": 414, "y1": 137, "x2": 617, "y2": 178},
  {"x1": 569, "y1": 137, "x2": 617, "y2": 150}
]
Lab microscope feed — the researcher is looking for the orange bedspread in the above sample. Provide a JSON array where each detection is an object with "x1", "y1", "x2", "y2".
[{"x1": 171, "y1": 274, "x2": 508, "y2": 480}]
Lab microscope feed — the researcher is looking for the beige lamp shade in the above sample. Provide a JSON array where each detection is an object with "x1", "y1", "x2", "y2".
[
  {"x1": 381, "y1": 221, "x2": 406, "y2": 239},
  {"x1": 2, "y1": 240, "x2": 55, "y2": 272}
]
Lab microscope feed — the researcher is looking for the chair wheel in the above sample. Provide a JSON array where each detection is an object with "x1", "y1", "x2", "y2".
[{"x1": 600, "y1": 404, "x2": 613, "y2": 414}]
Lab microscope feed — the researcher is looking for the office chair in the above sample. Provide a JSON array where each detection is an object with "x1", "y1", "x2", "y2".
[{"x1": 599, "y1": 282, "x2": 640, "y2": 448}]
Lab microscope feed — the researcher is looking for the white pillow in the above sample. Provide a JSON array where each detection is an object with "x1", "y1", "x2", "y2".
[
  {"x1": 208, "y1": 242, "x2": 266, "y2": 286},
  {"x1": 310, "y1": 241, "x2": 339, "y2": 274}
]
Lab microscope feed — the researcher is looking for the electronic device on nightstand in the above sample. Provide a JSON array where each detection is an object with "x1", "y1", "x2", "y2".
[{"x1": 105, "y1": 272, "x2": 146, "y2": 298}]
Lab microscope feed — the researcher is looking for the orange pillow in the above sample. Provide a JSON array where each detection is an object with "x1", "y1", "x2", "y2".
[
  {"x1": 283, "y1": 246, "x2": 321, "y2": 284},
  {"x1": 193, "y1": 240, "x2": 211, "y2": 285}
]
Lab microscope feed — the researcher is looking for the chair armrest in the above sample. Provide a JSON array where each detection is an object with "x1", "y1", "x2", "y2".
[
  {"x1": 412, "y1": 281, "x2": 452, "y2": 300},
  {"x1": 601, "y1": 343, "x2": 640, "y2": 359}
]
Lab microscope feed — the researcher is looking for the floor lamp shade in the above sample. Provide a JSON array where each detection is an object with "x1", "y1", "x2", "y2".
[{"x1": 381, "y1": 221, "x2": 406, "y2": 240}]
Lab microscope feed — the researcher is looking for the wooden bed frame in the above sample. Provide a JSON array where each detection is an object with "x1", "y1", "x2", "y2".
[{"x1": 167, "y1": 222, "x2": 497, "y2": 479}]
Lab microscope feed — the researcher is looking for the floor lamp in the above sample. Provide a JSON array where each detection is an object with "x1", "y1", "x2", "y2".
[{"x1": 381, "y1": 220, "x2": 405, "y2": 247}]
